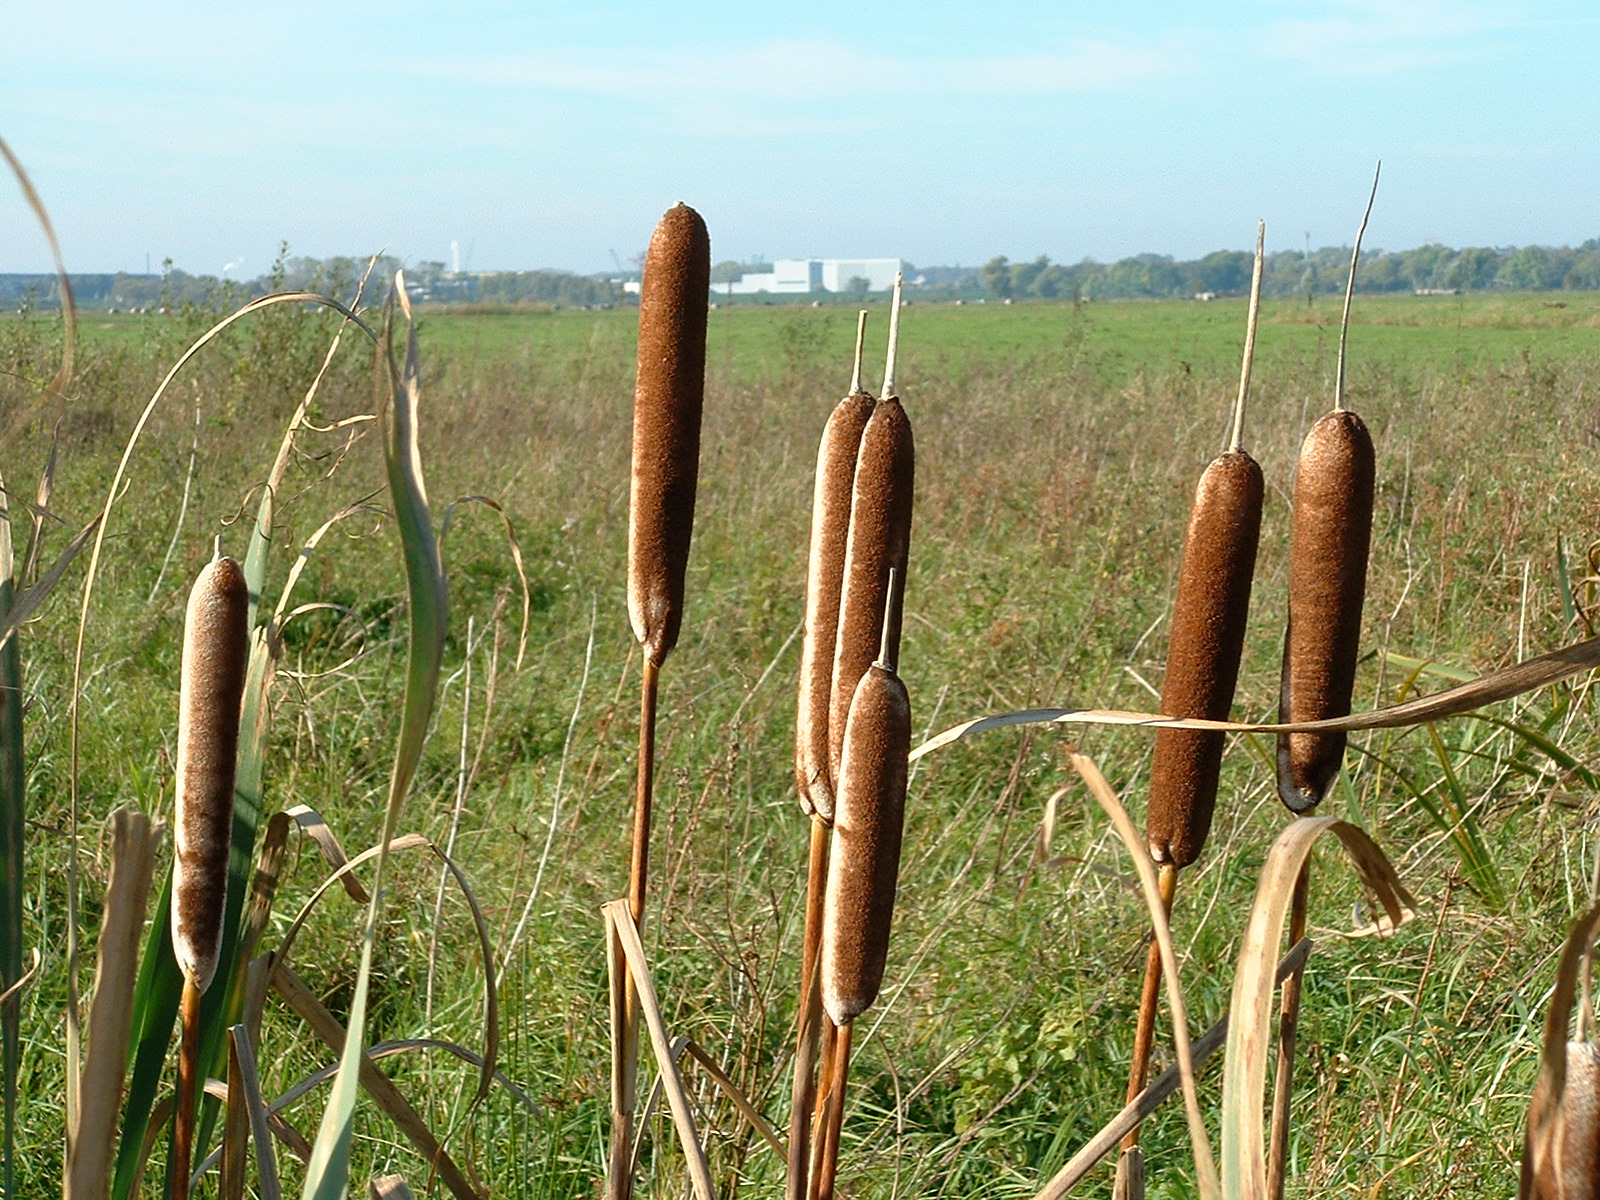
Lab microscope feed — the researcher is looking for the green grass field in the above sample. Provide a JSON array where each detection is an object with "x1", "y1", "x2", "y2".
[{"x1": 4, "y1": 290, "x2": 1599, "y2": 1197}]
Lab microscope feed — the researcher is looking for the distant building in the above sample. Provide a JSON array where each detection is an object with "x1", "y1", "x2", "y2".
[{"x1": 720, "y1": 258, "x2": 901, "y2": 296}]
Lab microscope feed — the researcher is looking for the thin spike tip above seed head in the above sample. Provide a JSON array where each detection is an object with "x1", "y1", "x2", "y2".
[
  {"x1": 170, "y1": 555, "x2": 250, "y2": 993},
  {"x1": 797, "y1": 347, "x2": 875, "y2": 821},
  {"x1": 820, "y1": 656, "x2": 911, "y2": 1025},
  {"x1": 1277, "y1": 408, "x2": 1375, "y2": 811},
  {"x1": 628, "y1": 202, "x2": 710, "y2": 667},
  {"x1": 1146, "y1": 449, "x2": 1263, "y2": 867}
]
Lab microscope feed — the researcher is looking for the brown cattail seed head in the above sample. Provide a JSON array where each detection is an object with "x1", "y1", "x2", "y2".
[
  {"x1": 171, "y1": 556, "x2": 250, "y2": 993},
  {"x1": 628, "y1": 202, "x2": 710, "y2": 666},
  {"x1": 820, "y1": 661, "x2": 911, "y2": 1024},
  {"x1": 1524, "y1": 1041, "x2": 1600, "y2": 1199},
  {"x1": 829, "y1": 396, "x2": 914, "y2": 787},
  {"x1": 1147, "y1": 450, "x2": 1263, "y2": 868},
  {"x1": 796, "y1": 390, "x2": 875, "y2": 822},
  {"x1": 1277, "y1": 409, "x2": 1375, "y2": 812}
]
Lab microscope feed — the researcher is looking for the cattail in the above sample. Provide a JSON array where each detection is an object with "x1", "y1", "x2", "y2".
[
  {"x1": 797, "y1": 311, "x2": 874, "y2": 822},
  {"x1": 1146, "y1": 451, "x2": 1263, "y2": 865},
  {"x1": 170, "y1": 554, "x2": 249, "y2": 1200},
  {"x1": 612, "y1": 201, "x2": 710, "y2": 1200},
  {"x1": 812, "y1": 581, "x2": 910, "y2": 1200},
  {"x1": 1267, "y1": 166, "x2": 1381, "y2": 1200},
  {"x1": 1121, "y1": 225, "x2": 1266, "y2": 1191},
  {"x1": 790, "y1": 314, "x2": 873, "y2": 1200},
  {"x1": 627, "y1": 201, "x2": 710, "y2": 668},
  {"x1": 1525, "y1": 1042, "x2": 1600, "y2": 1199},
  {"x1": 171, "y1": 555, "x2": 250, "y2": 991},
  {"x1": 820, "y1": 581, "x2": 911, "y2": 1026},
  {"x1": 1275, "y1": 409, "x2": 1375, "y2": 811},
  {"x1": 829, "y1": 277, "x2": 913, "y2": 785}
]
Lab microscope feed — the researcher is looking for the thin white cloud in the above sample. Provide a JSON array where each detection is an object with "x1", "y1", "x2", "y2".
[
  {"x1": 1256, "y1": 0, "x2": 1531, "y2": 74},
  {"x1": 429, "y1": 36, "x2": 1178, "y2": 104}
]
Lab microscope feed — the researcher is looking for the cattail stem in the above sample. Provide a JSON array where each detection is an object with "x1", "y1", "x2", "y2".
[
  {"x1": 1121, "y1": 863, "x2": 1179, "y2": 1155},
  {"x1": 813, "y1": 1021, "x2": 854, "y2": 1200},
  {"x1": 1266, "y1": 860, "x2": 1312, "y2": 1200},
  {"x1": 848, "y1": 310, "x2": 868, "y2": 397},
  {"x1": 1335, "y1": 163, "x2": 1381, "y2": 413},
  {"x1": 881, "y1": 275, "x2": 903, "y2": 398},
  {"x1": 1230, "y1": 221, "x2": 1266, "y2": 453},
  {"x1": 787, "y1": 818, "x2": 831, "y2": 1200},
  {"x1": 172, "y1": 978, "x2": 202, "y2": 1200},
  {"x1": 611, "y1": 656, "x2": 660, "y2": 1200}
]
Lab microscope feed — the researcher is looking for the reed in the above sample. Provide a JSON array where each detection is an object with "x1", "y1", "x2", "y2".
[
  {"x1": 790, "y1": 311, "x2": 873, "y2": 1200},
  {"x1": 1268, "y1": 166, "x2": 1380, "y2": 1200},
  {"x1": 1118, "y1": 224, "x2": 1267, "y2": 1197},
  {"x1": 169, "y1": 554, "x2": 250, "y2": 1200},
  {"x1": 612, "y1": 201, "x2": 710, "y2": 1200}
]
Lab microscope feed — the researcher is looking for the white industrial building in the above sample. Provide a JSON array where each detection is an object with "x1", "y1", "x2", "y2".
[{"x1": 719, "y1": 258, "x2": 901, "y2": 295}]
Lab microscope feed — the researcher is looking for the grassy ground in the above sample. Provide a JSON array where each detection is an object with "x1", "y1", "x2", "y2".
[{"x1": 3, "y1": 291, "x2": 1600, "y2": 1196}]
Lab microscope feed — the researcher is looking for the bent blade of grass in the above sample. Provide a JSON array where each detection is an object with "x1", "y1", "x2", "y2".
[
  {"x1": 1067, "y1": 753, "x2": 1219, "y2": 1200},
  {"x1": 229, "y1": 1024, "x2": 282, "y2": 1200},
  {"x1": 300, "y1": 275, "x2": 446, "y2": 1200},
  {"x1": 911, "y1": 633, "x2": 1600, "y2": 761},
  {"x1": 604, "y1": 900, "x2": 717, "y2": 1200},
  {"x1": 1219, "y1": 817, "x2": 1414, "y2": 1200}
]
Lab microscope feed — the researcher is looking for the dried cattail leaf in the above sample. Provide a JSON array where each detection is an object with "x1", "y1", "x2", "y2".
[
  {"x1": 627, "y1": 202, "x2": 710, "y2": 666},
  {"x1": 829, "y1": 397, "x2": 914, "y2": 785},
  {"x1": 1148, "y1": 450, "x2": 1263, "y2": 867},
  {"x1": 797, "y1": 389, "x2": 875, "y2": 821},
  {"x1": 171, "y1": 556, "x2": 250, "y2": 992},
  {"x1": 1526, "y1": 1042, "x2": 1600, "y2": 1199},
  {"x1": 821, "y1": 661, "x2": 911, "y2": 1025},
  {"x1": 1277, "y1": 410, "x2": 1375, "y2": 812}
]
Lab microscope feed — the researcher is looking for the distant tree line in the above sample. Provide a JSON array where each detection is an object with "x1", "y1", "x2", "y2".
[{"x1": 979, "y1": 239, "x2": 1600, "y2": 300}]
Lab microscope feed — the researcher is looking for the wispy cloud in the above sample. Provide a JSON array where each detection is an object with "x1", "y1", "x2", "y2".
[
  {"x1": 1255, "y1": 0, "x2": 1531, "y2": 74},
  {"x1": 429, "y1": 36, "x2": 1178, "y2": 105}
]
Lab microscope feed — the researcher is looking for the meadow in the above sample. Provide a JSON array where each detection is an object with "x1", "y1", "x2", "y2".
[{"x1": 5, "y1": 288, "x2": 1600, "y2": 1197}]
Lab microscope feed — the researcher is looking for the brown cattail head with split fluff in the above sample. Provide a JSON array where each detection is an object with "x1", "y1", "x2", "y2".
[
  {"x1": 170, "y1": 555, "x2": 250, "y2": 993},
  {"x1": 828, "y1": 397, "x2": 913, "y2": 786},
  {"x1": 1146, "y1": 449, "x2": 1263, "y2": 867},
  {"x1": 820, "y1": 642, "x2": 911, "y2": 1025},
  {"x1": 796, "y1": 388, "x2": 874, "y2": 821},
  {"x1": 1277, "y1": 409, "x2": 1375, "y2": 812},
  {"x1": 1523, "y1": 1041, "x2": 1600, "y2": 1200},
  {"x1": 628, "y1": 202, "x2": 710, "y2": 667}
]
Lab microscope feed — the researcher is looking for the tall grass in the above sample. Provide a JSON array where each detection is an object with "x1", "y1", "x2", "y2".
[{"x1": 0, "y1": 281, "x2": 1596, "y2": 1194}]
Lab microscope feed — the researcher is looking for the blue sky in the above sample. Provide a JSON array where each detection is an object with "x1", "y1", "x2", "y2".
[{"x1": 3, "y1": 1, "x2": 1596, "y2": 276}]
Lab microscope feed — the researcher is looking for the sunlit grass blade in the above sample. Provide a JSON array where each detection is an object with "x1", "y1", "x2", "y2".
[
  {"x1": 1219, "y1": 816, "x2": 1414, "y2": 1199},
  {"x1": 65, "y1": 810, "x2": 158, "y2": 1200},
  {"x1": 299, "y1": 274, "x2": 446, "y2": 1200}
]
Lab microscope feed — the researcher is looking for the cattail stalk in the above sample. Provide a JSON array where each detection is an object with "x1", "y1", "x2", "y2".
[
  {"x1": 611, "y1": 201, "x2": 709, "y2": 1200},
  {"x1": 1118, "y1": 227, "x2": 1267, "y2": 1192},
  {"x1": 813, "y1": 573, "x2": 911, "y2": 1200},
  {"x1": 169, "y1": 555, "x2": 250, "y2": 1200},
  {"x1": 1268, "y1": 166, "x2": 1380, "y2": 1200},
  {"x1": 790, "y1": 312, "x2": 873, "y2": 1200}
]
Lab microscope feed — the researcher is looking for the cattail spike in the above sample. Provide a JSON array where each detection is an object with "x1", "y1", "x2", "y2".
[
  {"x1": 1335, "y1": 163, "x2": 1381, "y2": 413},
  {"x1": 171, "y1": 555, "x2": 250, "y2": 992},
  {"x1": 1230, "y1": 221, "x2": 1266, "y2": 454},
  {"x1": 820, "y1": 659, "x2": 912, "y2": 1026},
  {"x1": 627, "y1": 202, "x2": 710, "y2": 666},
  {"x1": 881, "y1": 274, "x2": 904, "y2": 398},
  {"x1": 849, "y1": 310, "x2": 868, "y2": 397}
]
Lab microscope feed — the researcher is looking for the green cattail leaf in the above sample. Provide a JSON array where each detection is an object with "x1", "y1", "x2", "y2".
[
  {"x1": 0, "y1": 473, "x2": 22, "y2": 1200},
  {"x1": 300, "y1": 275, "x2": 446, "y2": 1200}
]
